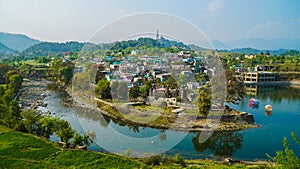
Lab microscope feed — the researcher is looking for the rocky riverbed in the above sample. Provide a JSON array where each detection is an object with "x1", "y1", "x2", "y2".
[{"x1": 19, "y1": 80, "x2": 52, "y2": 110}]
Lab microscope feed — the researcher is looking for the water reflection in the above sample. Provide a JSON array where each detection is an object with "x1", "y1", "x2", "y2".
[
  {"x1": 265, "y1": 111, "x2": 272, "y2": 116},
  {"x1": 192, "y1": 131, "x2": 243, "y2": 158},
  {"x1": 245, "y1": 85, "x2": 300, "y2": 103}
]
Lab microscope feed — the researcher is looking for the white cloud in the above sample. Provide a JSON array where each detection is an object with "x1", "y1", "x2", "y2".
[
  {"x1": 208, "y1": 0, "x2": 224, "y2": 12},
  {"x1": 297, "y1": 17, "x2": 300, "y2": 22},
  {"x1": 252, "y1": 21, "x2": 284, "y2": 31}
]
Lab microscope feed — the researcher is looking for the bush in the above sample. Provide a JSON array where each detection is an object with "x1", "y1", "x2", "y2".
[{"x1": 267, "y1": 132, "x2": 300, "y2": 169}]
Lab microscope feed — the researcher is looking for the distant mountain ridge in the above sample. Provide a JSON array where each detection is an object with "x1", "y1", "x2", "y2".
[
  {"x1": 212, "y1": 38, "x2": 300, "y2": 50},
  {"x1": 217, "y1": 48, "x2": 289, "y2": 56},
  {"x1": 21, "y1": 41, "x2": 86, "y2": 56},
  {"x1": 0, "y1": 32, "x2": 40, "y2": 51},
  {"x1": 0, "y1": 42, "x2": 16, "y2": 56}
]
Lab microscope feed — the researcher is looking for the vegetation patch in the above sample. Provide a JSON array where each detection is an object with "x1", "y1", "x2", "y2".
[{"x1": 0, "y1": 131, "x2": 60, "y2": 160}]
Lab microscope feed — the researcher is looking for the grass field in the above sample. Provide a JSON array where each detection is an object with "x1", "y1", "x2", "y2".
[
  {"x1": 0, "y1": 125, "x2": 141, "y2": 168},
  {"x1": 0, "y1": 125, "x2": 275, "y2": 168}
]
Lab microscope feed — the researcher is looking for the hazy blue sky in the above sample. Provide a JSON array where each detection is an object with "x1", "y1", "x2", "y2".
[{"x1": 0, "y1": 0, "x2": 299, "y2": 42}]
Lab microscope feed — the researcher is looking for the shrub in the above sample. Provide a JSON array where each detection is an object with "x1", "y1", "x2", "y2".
[{"x1": 266, "y1": 132, "x2": 300, "y2": 169}]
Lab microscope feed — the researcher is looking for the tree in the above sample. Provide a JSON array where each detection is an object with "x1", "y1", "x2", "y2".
[
  {"x1": 195, "y1": 89, "x2": 211, "y2": 116},
  {"x1": 8, "y1": 74, "x2": 22, "y2": 95},
  {"x1": 39, "y1": 116, "x2": 56, "y2": 138},
  {"x1": 139, "y1": 80, "x2": 151, "y2": 99},
  {"x1": 55, "y1": 119, "x2": 75, "y2": 148},
  {"x1": 58, "y1": 66, "x2": 73, "y2": 85},
  {"x1": 95, "y1": 78, "x2": 111, "y2": 99},
  {"x1": 5, "y1": 70, "x2": 19, "y2": 86},
  {"x1": 225, "y1": 69, "x2": 245, "y2": 104},
  {"x1": 164, "y1": 76, "x2": 177, "y2": 90},
  {"x1": 129, "y1": 84, "x2": 140, "y2": 101},
  {"x1": 3, "y1": 100, "x2": 22, "y2": 129},
  {"x1": 21, "y1": 109, "x2": 41, "y2": 134},
  {"x1": 267, "y1": 132, "x2": 300, "y2": 169},
  {"x1": 73, "y1": 133, "x2": 84, "y2": 146}
]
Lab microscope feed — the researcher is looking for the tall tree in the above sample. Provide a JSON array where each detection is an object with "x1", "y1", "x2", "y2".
[
  {"x1": 58, "y1": 66, "x2": 73, "y2": 85},
  {"x1": 129, "y1": 84, "x2": 140, "y2": 101},
  {"x1": 39, "y1": 116, "x2": 56, "y2": 139},
  {"x1": 195, "y1": 90, "x2": 211, "y2": 116},
  {"x1": 21, "y1": 109, "x2": 41, "y2": 134},
  {"x1": 95, "y1": 78, "x2": 111, "y2": 99},
  {"x1": 8, "y1": 74, "x2": 22, "y2": 94},
  {"x1": 55, "y1": 118, "x2": 75, "y2": 148}
]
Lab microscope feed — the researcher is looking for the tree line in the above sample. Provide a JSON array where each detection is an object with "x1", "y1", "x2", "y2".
[{"x1": 0, "y1": 69, "x2": 92, "y2": 148}]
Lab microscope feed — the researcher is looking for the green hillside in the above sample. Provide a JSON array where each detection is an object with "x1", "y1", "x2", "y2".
[
  {"x1": 0, "y1": 125, "x2": 141, "y2": 169},
  {"x1": 0, "y1": 32, "x2": 40, "y2": 51},
  {"x1": 0, "y1": 42, "x2": 16, "y2": 56}
]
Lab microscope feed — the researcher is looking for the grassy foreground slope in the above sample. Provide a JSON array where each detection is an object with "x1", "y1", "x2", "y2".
[
  {"x1": 0, "y1": 125, "x2": 141, "y2": 168},
  {"x1": 0, "y1": 125, "x2": 274, "y2": 168}
]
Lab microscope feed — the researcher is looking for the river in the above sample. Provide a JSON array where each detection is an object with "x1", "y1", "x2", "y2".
[{"x1": 37, "y1": 84, "x2": 300, "y2": 161}]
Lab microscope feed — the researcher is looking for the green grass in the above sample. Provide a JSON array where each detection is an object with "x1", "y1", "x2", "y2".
[
  {"x1": 0, "y1": 126, "x2": 142, "y2": 168},
  {"x1": 133, "y1": 105, "x2": 165, "y2": 114},
  {"x1": 0, "y1": 84, "x2": 6, "y2": 88},
  {"x1": 0, "y1": 131, "x2": 60, "y2": 160},
  {"x1": 22, "y1": 60, "x2": 47, "y2": 66}
]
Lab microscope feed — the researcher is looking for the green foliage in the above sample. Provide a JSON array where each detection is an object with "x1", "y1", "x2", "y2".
[
  {"x1": 8, "y1": 74, "x2": 22, "y2": 95},
  {"x1": 174, "y1": 153, "x2": 186, "y2": 166},
  {"x1": 129, "y1": 84, "x2": 140, "y2": 101},
  {"x1": 95, "y1": 78, "x2": 112, "y2": 99},
  {"x1": 0, "y1": 127, "x2": 141, "y2": 168},
  {"x1": 0, "y1": 131, "x2": 60, "y2": 160},
  {"x1": 5, "y1": 70, "x2": 20, "y2": 86},
  {"x1": 54, "y1": 118, "x2": 75, "y2": 147},
  {"x1": 58, "y1": 66, "x2": 73, "y2": 85},
  {"x1": 267, "y1": 132, "x2": 300, "y2": 169},
  {"x1": 21, "y1": 109, "x2": 41, "y2": 134},
  {"x1": 196, "y1": 89, "x2": 211, "y2": 116},
  {"x1": 164, "y1": 76, "x2": 177, "y2": 90},
  {"x1": 39, "y1": 115, "x2": 56, "y2": 139},
  {"x1": 0, "y1": 100, "x2": 22, "y2": 129},
  {"x1": 73, "y1": 132, "x2": 93, "y2": 147},
  {"x1": 21, "y1": 41, "x2": 85, "y2": 56}
]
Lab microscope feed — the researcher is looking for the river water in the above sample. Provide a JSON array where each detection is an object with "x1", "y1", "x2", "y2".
[{"x1": 38, "y1": 84, "x2": 300, "y2": 160}]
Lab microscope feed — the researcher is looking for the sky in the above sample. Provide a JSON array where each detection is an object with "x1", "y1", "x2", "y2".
[{"x1": 0, "y1": 0, "x2": 300, "y2": 43}]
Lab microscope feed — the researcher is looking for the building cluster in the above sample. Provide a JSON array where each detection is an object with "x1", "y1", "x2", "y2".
[
  {"x1": 233, "y1": 54, "x2": 276, "y2": 84},
  {"x1": 87, "y1": 50, "x2": 209, "y2": 104}
]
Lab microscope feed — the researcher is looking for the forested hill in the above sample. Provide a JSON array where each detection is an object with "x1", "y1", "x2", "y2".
[
  {"x1": 111, "y1": 37, "x2": 190, "y2": 50},
  {"x1": 0, "y1": 42, "x2": 16, "y2": 56},
  {"x1": 217, "y1": 48, "x2": 290, "y2": 56},
  {"x1": 0, "y1": 32, "x2": 40, "y2": 51},
  {"x1": 21, "y1": 41, "x2": 86, "y2": 56}
]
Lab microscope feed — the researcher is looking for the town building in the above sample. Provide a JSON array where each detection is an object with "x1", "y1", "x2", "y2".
[{"x1": 243, "y1": 71, "x2": 276, "y2": 84}]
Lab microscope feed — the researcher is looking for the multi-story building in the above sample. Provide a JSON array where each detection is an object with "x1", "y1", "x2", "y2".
[{"x1": 242, "y1": 71, "x2": 276, "y2": 84}]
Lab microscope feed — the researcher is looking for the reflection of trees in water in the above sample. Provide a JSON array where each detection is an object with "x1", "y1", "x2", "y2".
[
  {"x1": 108, "y1": 115, "x2": 140, "y2": 133},
  {"x1": 257, "y1": 86, "x2": 300, "y2": 104},
  {"x1": 192, "y1": 131, "x2": 243, "y2": 158},
  {"x1": 74, "y1": 107, "x2": 110, "y2": 128},
  {"x1": 159, "y1": 131, "x2": 167, "y2": 141}
]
